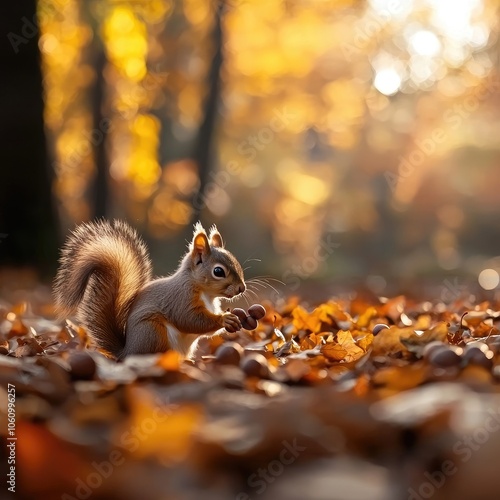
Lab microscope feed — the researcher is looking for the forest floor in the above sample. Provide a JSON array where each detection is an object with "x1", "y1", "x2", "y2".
[{"x1": 2, "y1": 284, "x2": 500, "y2": 500}]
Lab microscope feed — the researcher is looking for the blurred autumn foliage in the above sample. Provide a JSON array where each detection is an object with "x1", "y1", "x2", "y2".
[{"x1": 23, "y1": 0, "x2": 497, "y2": 287}]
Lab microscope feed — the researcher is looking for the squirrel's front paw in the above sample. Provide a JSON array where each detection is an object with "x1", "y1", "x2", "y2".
[{"x1": 222, "y1": 312, "x2": 241, "y2": 333}]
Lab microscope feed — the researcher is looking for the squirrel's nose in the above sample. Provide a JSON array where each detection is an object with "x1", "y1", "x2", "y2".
[{"x1": 238, "y1": 283, "x2": 246, "y2": 295}]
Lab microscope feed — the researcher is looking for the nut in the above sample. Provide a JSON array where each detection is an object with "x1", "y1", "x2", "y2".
[
  {"x1": 68, "y1": 351, "x2": 97, "y2": 380},
  {"x1": 248, "y1": 304, "x2": 266, "y2": 320},
  {"x1": 240, "y1": 353, "x2": 269, "y2": 378},
  {"x1": 215, "y1": 342, "x2": 244, "y2": 366},
  {"x1": 232, "y1": 308, "x2": 247, "y2": 322},
  {"x1": 242, "y1": 316, "x2": 258, "y2": 330}
]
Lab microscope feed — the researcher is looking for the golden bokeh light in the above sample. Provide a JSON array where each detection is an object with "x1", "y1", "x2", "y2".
[{"x1": 38, "y1": 0, "x2": 500, "y2": 275}]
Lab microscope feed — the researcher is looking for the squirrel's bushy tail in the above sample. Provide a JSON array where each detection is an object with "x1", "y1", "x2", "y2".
[{"x1": 54, "y1": 220, "x2": 152, "y2": 357}]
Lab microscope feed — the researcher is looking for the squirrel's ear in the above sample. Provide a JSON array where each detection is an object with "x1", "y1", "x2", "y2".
[
  {"x1": 209, "y1": 225, "x2": 224, "y2": 248},
  {"x1": 191, "y1": 223, "x2": 211, "y2": 263}
]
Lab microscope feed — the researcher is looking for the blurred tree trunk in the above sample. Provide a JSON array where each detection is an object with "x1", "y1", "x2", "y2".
[
  {"x1": 0, "y1": 0, "x2": 59, "y2": 276},
  {"x1": 89, "y1": 39, "x2": 109, "y2": 219},
  {"x1": 81, "y1": 0, "x2": 110, "y2": 220},
  {"x1": 191, "y1": 1, "x2": 224, "y2": 221}
]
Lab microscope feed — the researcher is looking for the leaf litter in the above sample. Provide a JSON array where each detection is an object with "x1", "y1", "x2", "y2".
[{"x1": 2, "y1": 293, "x2": 500, "y2": 499}]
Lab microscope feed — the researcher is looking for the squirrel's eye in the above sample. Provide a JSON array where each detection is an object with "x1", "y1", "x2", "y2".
[{"x1": 213, "y1": 266, "x2": 226, "y2": 278}]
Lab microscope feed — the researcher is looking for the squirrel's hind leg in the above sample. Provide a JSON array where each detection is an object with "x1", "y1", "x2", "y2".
[{"x1": 121, "y1": 317, "x2": 170, "y2": 358}]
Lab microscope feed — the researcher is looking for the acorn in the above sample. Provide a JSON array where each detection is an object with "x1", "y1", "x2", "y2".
[
  {"x1": 68, "y1": 351, "x2": 97, "y2": 380},
  {"x1": 241, "y1": 316, "x2": 258, "y2": 331},
  {"x1": 215, "y1": 342, "x2": 244, "y2": 366},
  {"x1": 232, "y1": 308, "x2": 247, "y2": 323},
  {"x1": 240, "y1": 353, "x2": 269, "y2": 378},
  {"x1": 248, "y1": 304, "x2": 266, "y2": 320},
  {"x1": 463, "y1": 346, "x2": 493, "y2": 370},
  {"x1": 464, "y1": 341, "x2": 489, "y2": 353},
  {"x1": 428, "y1": 347, "x2": 461, "y2": 368},
  {"x1": 372, "y1": 323, "x2": 390, "y2": 336},
  {"x1": 423, "y1": 341, "x2": 447, "y2": 360}
]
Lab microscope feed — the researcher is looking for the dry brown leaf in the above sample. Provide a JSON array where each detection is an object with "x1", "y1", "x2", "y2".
[{"x1": 321, "y1": 342, "x2": 348, "y2": 361}]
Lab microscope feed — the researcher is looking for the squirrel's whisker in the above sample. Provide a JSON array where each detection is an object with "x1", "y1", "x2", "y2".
[
  {"x1": 245, "y1": 288, "x2": 259, "y2": 301},
  {"x1": 240, "y1": 291, "x2": 252, "y2": 307},
  {"x1": 248, "y1": 278, "x2": 281, "y2": 295},
  {"x1": 251, "y1": 275, "x2": 286, "y2": 286},
  {"x1": 246, "y1": 283, "x2": 263, "y2": 295},
  {"x1": 243, "y1": 257, "x2": 262, "y2": 265},
  {"x1": 247, "y1": 281, "x2": 266, "y2": 290}
]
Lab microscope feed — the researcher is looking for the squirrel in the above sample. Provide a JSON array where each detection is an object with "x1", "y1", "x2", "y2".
[{"x1": 54, "y1": 220, "x2": 246, "y2": 359}]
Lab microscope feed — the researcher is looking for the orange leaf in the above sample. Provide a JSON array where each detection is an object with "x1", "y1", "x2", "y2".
[
  {"x1": 356, "y1": 306, "x2": 377, "y2": 328},
  {"x1": 292, "y1": 302, "x2": 352, "y2": 334},
  {"x1": 157, "y1": 350, "x2": 181, "y2": 371},
  {"x1": 321, "y1": 343, "x2": 347, "y2": 361},
  {"x1": 319, "y1": 301, "x2": 352, "y2": 326},
  {"x1": 357, "y1": 333, "x2": 374, "y2": 352},
  {"x1": 353, "y1": 373, "x2": 370, "y2": 397},
  {"x1": 378, "y1": 295, "x2": 406, "y2": 322},
  {"x1": 372, "y1": 364, "x2": 427, "y2": 392},
  {"x1": 336, "y1": 330, "x2": 365, "y2": 362},
  {"x1": 371, "y1": 326, "x2": 411, "y2": 358},
  {"x1": 292, "y1": 305, "x2": 322, "y2": 333},
  {"x1": 125, "y1": 387, "x2": 203, "y2": 462}
]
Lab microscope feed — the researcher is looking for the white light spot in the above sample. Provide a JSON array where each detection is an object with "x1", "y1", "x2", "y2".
[
  {"x1": 469, "y1": 24, "x2": 489, "y2": 48},
  {"x1": 428, "y1": 0, "x2": 481, "y2": 42},
  {"x1": 478, "y1": 268, "x2": 499, "y2": 290},
  {"x1": 409, "y1": 30, "x2": 441, "y2": 57},
  {"x1": 374, "y1": 69, "x2": 402, "y2": 96}
]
